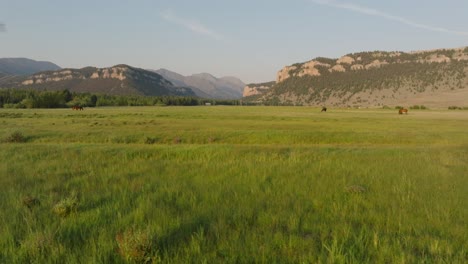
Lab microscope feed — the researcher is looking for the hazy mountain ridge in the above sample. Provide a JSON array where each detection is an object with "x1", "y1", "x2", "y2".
[
  {"x1": 154, "y1": 69, "x2": 245, "y2": 99},
  {"x1": 0, "y1": 64, "x2": 195, "y2": 97},
  {"x1": 244, "y1": 47, "x2": 468, "y2": 107},
  {"x1": 0, "y1": 58, "x2": 61, "y2": 75}
]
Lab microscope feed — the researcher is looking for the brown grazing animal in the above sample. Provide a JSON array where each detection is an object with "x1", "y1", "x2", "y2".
[
  {"x1": 72, "y1": 106, "x2": 84, "y2": 110},
  {"x1": 398, "y1": 108, "x2": 408, "y2": 114}
]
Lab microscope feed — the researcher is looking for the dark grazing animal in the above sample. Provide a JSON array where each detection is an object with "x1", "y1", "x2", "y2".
[
  {"x1": 72, "y1": 106, "x2": 84, "y2": 110},
  {"x1": 398, "y1": 108, "x2": 408, "y2": 115},
  {"x1": 321, "y1": 107, "x2": 327, "y2": 112}
]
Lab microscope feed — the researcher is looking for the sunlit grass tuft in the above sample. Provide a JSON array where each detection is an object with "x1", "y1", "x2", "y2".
[
  {"x1": 116, "y1": 228, "x2": 154, "y2": 263},
  {"x1": 52, "y1": 192, "x2": 78, "y2": 217}
]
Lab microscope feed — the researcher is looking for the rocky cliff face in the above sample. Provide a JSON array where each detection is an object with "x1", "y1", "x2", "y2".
[
  {"x1": 244, "y1": 47, "x2": 468, "y2": 107},
  {"x1": 243, "y1": 81, "x2": 275, "y2": 97},
  {"x1": 20, "y1": 65, "x2": 172, "y2": 87},
  {"x1": 275, "y1": 47, "x2": 468, "y2": 83},
  {"x1": 1, "y1": 65, "x2": 195, "y2": 97}
]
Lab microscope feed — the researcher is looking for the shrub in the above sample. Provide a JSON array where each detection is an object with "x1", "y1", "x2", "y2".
[
  {"x1": 22, "y1": 196, "x2": 41, "y2": 210},
  {"x1": 409, "y1": 105, "x2": 427, "y2": 110},
  {"x1": 20, "y1": 232, "x2": 53, "y2": 259},
  {"x1": 116, "y1": 229, "x2": 154, "y2": 263},
  {"x1": 144, "y1": 137, "x2": 157, "y2": 144},
  {"x1": 2, "y1": 103, "x2": 15, "y2": 108},
  {"x1": 448, "y1": 106, "x2": 467, "y2": 110},
  {"x1": 52, "y1": 193, "x2": 78, "y2": 217},
  {"x1": 5, "y1": 131, "x2": 27, "y2": 143}
]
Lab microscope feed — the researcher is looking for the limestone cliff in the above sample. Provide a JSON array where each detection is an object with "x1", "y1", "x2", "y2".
[
  {"x1": 243, "y1": 81, "x2": 275, "y2": 97},
  {"x1": 275, "y1": 47, "x2": 468, "y2": 83},
  {"x1": 1, "y1": 65, "x2": 195, "y2": 97},
  {"x1": 244, "y1": 46, "x2": 468, "y2": 108}
]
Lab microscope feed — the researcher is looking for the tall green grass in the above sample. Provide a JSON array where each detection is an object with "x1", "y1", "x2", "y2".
[{"x1": 0, "y1": 107, "x2": 467, "y2": 263}]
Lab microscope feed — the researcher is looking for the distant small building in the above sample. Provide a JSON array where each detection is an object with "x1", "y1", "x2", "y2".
[{"x1": 205, "y1": 103, "x2": 212, "y2": 106}]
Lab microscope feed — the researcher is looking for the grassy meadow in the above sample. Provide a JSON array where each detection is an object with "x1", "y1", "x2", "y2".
[{"x1": 0, "y1": 106, "x2": 467, "y2": 263}]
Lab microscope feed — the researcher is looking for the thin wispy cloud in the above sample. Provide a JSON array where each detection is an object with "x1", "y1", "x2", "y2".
[
  {"x1": 0, "y1": 23, "x2": 6, "y2": 32},
  {"x1": 161, "y1": 9, "x2": 223, "y2": 40},
  {"x1": 310, "y1": 0, "x2": 468, "y2": 36}
]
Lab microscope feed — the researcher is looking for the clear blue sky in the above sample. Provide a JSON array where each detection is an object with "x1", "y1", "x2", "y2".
[{"x1": 1, "y1": 0, "x2": 467, "y2": 83}]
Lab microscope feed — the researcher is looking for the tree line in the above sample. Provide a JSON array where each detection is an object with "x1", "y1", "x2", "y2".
[{"x1": 0, "y1": 89, "x2": 243, "y2": 108}]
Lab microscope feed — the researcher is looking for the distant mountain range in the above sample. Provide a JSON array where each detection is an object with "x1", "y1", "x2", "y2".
[
  {"x1": 0, "y1": 58, "x2": 245, "y2": 99},
  {"x1": 0, "y1": 58, "x2": 61, "y2": 75},
  {"x1": 6, "y1": 47, "x2": 466, "y2": 108},
  {"x1": 0, "y1": 64, "x2": 195, "y2": 97},
  {"x1": 153, "y1": 69, "x2": 244, "y2": 99},
  {"x1": 244, "y1": 46, "x2": 468, "y2": 108}
]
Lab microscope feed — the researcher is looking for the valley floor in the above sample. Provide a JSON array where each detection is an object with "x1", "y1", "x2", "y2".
[{"x1": 1, "y1": 106, "x2": 467, "y2": 263}]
